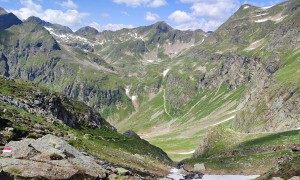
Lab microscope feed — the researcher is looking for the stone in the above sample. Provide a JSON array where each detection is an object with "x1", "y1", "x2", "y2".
[
  {"x1": 117, "y1": 167, "x2": 131, "y2": 175},
  {"x1": 4, "y1": 139, "x2": 35, "y2": 159},
  {"x1": 123, "y1": 130, "x2": 141, "y2": 139},
  {"x1": 194, "y1": 163, "x2": 205, "y2": 174},
  {"x1": 289, "y1": 177, "x2": 300, "y2": 180},
  {"x1": 1, "y1": 135, "x2": 107, "y2": 179},
  {"x1": 271, "y1": 177, "x2": 284, "y2": 180}
]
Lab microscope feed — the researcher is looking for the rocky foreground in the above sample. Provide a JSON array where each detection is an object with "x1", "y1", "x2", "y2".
[{"x1": 0, "y1": 135, "x2": 157, "y2": 179}]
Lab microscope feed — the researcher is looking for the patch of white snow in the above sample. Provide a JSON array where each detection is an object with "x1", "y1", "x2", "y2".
[
  {"x1": 132, "y1": 95, "x2": 137, "y2": 101},
  {"x1": 178, "y1": 150, "x2": 195, "y2": 155},
  {"x1": 254, "y1": 13, "x2": 268, "y2": 17},
  {"x1": 255, "y1": 19, "x2": 269, "y2": 23},
  {"x1": 125, "y1": 86, "x2": 130, "y2": 96},
  {"x1": 163, "y1": 68, "x2": 170, "y2": 77},
  {"x1": 212, "y1": 115, "x2": 235, "y2": 126},
  {"x1": 167, "y1": 168, "x2": 184, "y2": 180},
  {"x1": 261, "y1": 5, "x2": 273, "y2": 9},
  {"x1": 275, "y1": 15, "x2": 288, "y2": 22}
]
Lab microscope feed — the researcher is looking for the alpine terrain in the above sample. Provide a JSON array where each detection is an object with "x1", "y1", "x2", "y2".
[{"x1": 0, "y1": 0, "x2": 300, "y2": 179}]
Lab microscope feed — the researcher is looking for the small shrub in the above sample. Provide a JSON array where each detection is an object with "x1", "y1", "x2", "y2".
[
  {"x1": 6, "y1": 167, "x2": 22, "y2": 175},
  {"x1": 49, "y1": 153, "x2": 63, "y2": 160}
]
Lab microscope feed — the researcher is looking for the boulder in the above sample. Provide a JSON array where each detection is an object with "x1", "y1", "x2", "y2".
[
  {"x1": 117, "y1": 167, "x2": 131, "y2": 175},
  {"x1": 194, "y1": 163, "x2": 206, "y2": 174},
  {"x1": 0, "y1": 134, "x2": 107, "y2": 179},
  {"x1": 123, "y1": 130, "x2": 141, "y2": 139}
]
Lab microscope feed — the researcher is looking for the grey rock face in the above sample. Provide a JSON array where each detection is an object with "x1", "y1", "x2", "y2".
[
  {"x1": 1, "y1": 135, "x2": 156, "y2": 179},
  {"x1": 123, "y1": 130, "x2": 141, "y2": 139},
  {"x1": 0, "y1": 92, "x2": 108, "y2": 129},
  {"x1": 1, "y1": 135, "x2": 106, "y2": 179}
]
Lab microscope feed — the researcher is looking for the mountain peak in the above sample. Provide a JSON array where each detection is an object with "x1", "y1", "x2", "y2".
[
  {"x1": 0, "y1": 11, "x2": 22, "y2": 30},
  {"x1": 26, "y1": 16, "x2": 52, "y2": 27},
  {"x1": 75, "y1": 26, "x2": 99, "y2": 36},
  {"x1": 0, "y1": 7, "x2": 7, "y2": 15},
  {"x1": 25, "y1": 16, "x2": 73, "y2": 34},
  {"x1": 152, "y1": 21, "x2": 173, "y2": 33}
]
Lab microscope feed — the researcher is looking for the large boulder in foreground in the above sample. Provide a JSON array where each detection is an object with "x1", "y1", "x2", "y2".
[{"x1": 0, "y1": 134, "x2": 106, "y2": 179}]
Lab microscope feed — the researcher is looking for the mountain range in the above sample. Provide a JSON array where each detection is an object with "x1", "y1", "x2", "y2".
[{"x1": 0, "y1": 0, "x2": 300, "y2": 179}]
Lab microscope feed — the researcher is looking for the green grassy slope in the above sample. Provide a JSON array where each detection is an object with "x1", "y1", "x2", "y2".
[
  {"x1": 184, "y1": 125, "x2": 300, "y2": 175},
  {"x1": 0, "y1": 77, "x2": 172, "y2": 175}
]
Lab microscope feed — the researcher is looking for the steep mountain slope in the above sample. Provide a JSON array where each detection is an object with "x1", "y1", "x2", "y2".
[
  {"x1": 0, "y1": 15, "x2": 135, "y2": 123},
  {"x1": 0, "y1": 76, "x2": 172, "y2": 176},
  {"x1": 0, "y1": 9, "x2": 22, "y2": 31},
  {"x1": 179, "y1": 0, "x2": 300, "y2": 174},
  {"x1": 184, "y1": 125, "x2": 300, "y2": 175},
  {"x1": 113, "y1": 0, "x2": 300, "y2": 161}
]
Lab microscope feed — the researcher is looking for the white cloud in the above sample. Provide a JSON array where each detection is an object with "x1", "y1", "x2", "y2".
[
  {"x1": 113, "y1": 0, "x2": 166, "y2": 7},
  {"x1": 10, "y1": 0, "x2": 88, "y2": 27},
  {"x1": 148, "y1": 0, "x2": 167, "y2": 8},
  {"x1": 89, "y1": 22, "x2": 134, "y2": 32},
  {"x1": 113, "y1": 0, "x2": 150, "y2": 7},
  {"x1": 145, "y1": 11, "x2": 160, "y2": 21},
  {"x1": 121, "y1": 11, "x2": 129, "y2": 16},
  {"x1": 168, "y1": 0, "x2": 240, "y2": 31},
  {"x1": 174, "y1": 18, "x2": 223, "y2": 31},
  {"x1": 190, "y1": 0, "x2": 239, "y2": 17},
  {"x1": 58, "y1": 0, "x2": 78, "y2": 9},
  {"x1": 168, "y1": 10, "x2": 193, "y2": 23}
]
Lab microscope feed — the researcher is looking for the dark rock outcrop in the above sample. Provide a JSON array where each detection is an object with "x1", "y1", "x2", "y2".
[
  {"x1": 0, "y1": 12, "x2": 22, "y2": 30},
  {"x1": 123, "y1": 130, "x2": 141, "y2": 139}
]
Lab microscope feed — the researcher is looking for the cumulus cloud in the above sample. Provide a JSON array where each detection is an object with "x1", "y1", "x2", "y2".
[
  {"x1": 89, "y1": 22, "x2": 134, "y2": 32},
  {"x1": 190, "y1": 0, "x2": 240, "y2": 17},
  {"x1": 168, "y1": 10, "x2": 193, "y2": 23},
  {"x1": 113, "y1": 0, "x2": 166, "y2": 7},
  {"x1": 10, "y1": 0, "x2": 88, "y2": 27},
  {"x1": 168, "y1": 0, "x2": 240, "y2": 31},
  {"x1": 145, "y1": 11, "x2": 160, "y2": 21},
  {"x1": 58, "y1": 0, "x2": 78, "y2": 9},
  {"x1": 174, "y1": 18, "x2": 223, "y2": 31},
  {"x1": 148, "y1": 0, "x2": 167, "y2": 8}
]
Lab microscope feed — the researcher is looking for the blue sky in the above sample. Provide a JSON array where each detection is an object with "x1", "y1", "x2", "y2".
[{"x1": 0, "y1": 0, "x2": 287, "y2": 32}]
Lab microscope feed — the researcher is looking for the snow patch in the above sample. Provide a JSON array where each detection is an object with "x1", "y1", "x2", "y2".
[
  {"x1": 163, "y1": 68, "x2": 170, "y2": 77},
  {"x1": 243, "y1": 5, "x2": 250, "y2": 9},
  {"x1": 131, "y1": 95, "x2": 137, "y2": 101},
  {"x1": 45, "y1": 27, "x2": 101, "y2": 47},
  {"x1": 212, "y1": 115, "x2": 235, "y2": 126},
  {"x1": 147, "y1": 60, "x2": 154, "y2": 63},
  {"x1": 226, "y1": 109, "x2": 237, "y2": 114},
  {"x1": 125, "y1": 86, "x2": 130, "y2": 96},
  {"x1": 167, "y1": 167, "x2": 259, "y2": 180},
  {"x1": 202, "y1": 175, "x2": 260, "y2": 180},
  {"x1": 178, "y1": 150, "x2": 195, "y2": 155},
  {"x1": 261, "y1": 5, "x2": 273, "y2": 10},
  {"x1": 245, "y1": 39, "x2": 264, "y2": 51},
  {"x1": 275, "y1": 15, "x2": 288, "y2": 22},
  {"x1": 167, "y1": 168, "x2": 184, "y2": 180},
  {"x1": 255, "y1": 19, "x2": 269, "y2": 23},
  {"x1": 254, "y1": 13, "x2": 268, "y2": 17}
]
